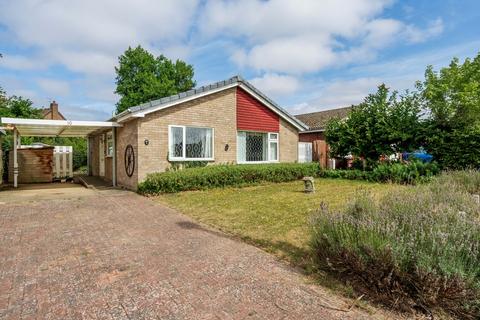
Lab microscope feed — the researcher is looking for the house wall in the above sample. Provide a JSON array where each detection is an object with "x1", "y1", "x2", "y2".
[
  {"x1": 137, "y1": 88, "x2": 237, "y2": 183},
  {"x1": 299, "y1": 131, "x2": 325, "y2": 143},
  {"x1": 115, "y1": 120, "x2": 139, "y2": 189},
  {"x1": 279, "y1": 119, "x2": 299, "y2": 162},
  {"x1": 89, "y1": 135, "x2": 100, "y2": 177},
  {"x1": 0, "y1": 136, "x2": 3, "y2": 185},
  {"x1": 8, "y1": 147, "x2": 54, "y2": 183}
]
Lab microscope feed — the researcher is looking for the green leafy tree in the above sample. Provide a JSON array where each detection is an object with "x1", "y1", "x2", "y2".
[
  {"x1": 114, "y1": 46, "x2": 196, "y2": 114},
  {"x1": 417, "y1": 53, "x2": 480, "y2": 169},
  {"x1": 0, "y1": 88, "x2": 87, "y2": 170},
  {"x1": 326, "y1": 85, "x2": 422, "y2": 163},
  {"x1": 0, "y1": 89, "x2": 42, "y2": 119}
]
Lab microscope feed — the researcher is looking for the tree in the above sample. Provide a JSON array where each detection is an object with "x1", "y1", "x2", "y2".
[
  {"x1": 417, "y1": 52, "x2": 480, "y2": 169},
  {"x1": 114, "y1": 46, "x2": 196, "y2": 114},
  {"x1": 0, "y1": 89, "x2": 42, "y2": 119},
  {"x1": 325, "y1": 85, "x2": 422, "y2": 163}
]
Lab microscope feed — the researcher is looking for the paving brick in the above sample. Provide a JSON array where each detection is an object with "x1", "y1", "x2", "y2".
[{"x1": 0, "y1": 189, "x2": 394, "y2": 320}]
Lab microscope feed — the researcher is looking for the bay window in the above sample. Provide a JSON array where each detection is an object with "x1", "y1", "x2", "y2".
[
  {"x1": 169, "y1": 125, "x2": 214, "y2": 161},
  {"x1": 237, "y1": 131, "x2": 279, "y2": 163}
]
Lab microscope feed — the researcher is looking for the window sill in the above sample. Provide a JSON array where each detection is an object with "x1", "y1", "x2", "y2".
[
  {"x1": 169, "y1": 158, "x2": 215, "y2": 162},
  {"x1": 238, "y1": 160, "x2": 279, "y2": 164}
]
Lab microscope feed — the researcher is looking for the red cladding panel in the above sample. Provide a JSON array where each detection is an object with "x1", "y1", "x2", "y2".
[{"x1": 236, "y1": 88, "x2": 279, "y2": 132}]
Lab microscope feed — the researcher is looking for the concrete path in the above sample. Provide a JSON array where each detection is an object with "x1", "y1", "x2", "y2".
[{"x1": 0, "y1": 184, "x2": 397, "y2": 319}]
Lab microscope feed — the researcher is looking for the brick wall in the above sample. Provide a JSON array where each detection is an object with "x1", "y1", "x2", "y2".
[
  {"x1": 279, "y1": 119, "x2": 299, "y2": 162},
  {"x1": 116, "y1": 120, "x2": 138, "y2": 189},
  {"x1": 299, "y1": 132, "x2": 325, "y2": 143},
  {"x1": 8, "y1": 147, "x2": 54, "y2": 183},
  {"x1": 89, "y1": 135, "x2": 100, "y2": 177},
  {"x1": 136, "y1": 88, "x2": 237, "y2": 183},
  {"x1": 0, "y1": 136, "x2": 3, "y2": 185}
]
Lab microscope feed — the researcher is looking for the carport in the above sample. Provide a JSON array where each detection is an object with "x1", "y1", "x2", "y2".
[{"x1": 1, "y1": 117, "x2": 122, "y2": 188}]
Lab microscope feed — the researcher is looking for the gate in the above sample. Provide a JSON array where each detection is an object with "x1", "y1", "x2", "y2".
[
  {"x1": 298, "y1": 142, "x2": 313, "y2": 163},
  {"x1": 53, "y1": 146, "x2": 73, "y2": 179}
]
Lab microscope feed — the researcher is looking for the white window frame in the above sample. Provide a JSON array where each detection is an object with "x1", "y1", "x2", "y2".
[
  {"x1": 106, "y1": 132, "x2": 114, "y2": 157},
  {"x1": 168, "y1": 125, "x2": 215, "y2": 161},
  {"x1": 237, "y1": 131, "x2": 279, "y2": 164}
]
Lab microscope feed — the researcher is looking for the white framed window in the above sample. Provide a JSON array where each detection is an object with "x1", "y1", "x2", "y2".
[
  {"x1": 168, "y1": 125, "x2": 214, "y2": 161},
  {"x1": 237, "y1": 131, "x2": 279, "y2": 163},
  {"x1": 106, "y1": 132, "x2": 113, "y2": 157}
]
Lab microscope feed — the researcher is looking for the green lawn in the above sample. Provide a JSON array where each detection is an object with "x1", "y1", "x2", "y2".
[{"x1": 155, "y1": 178, "x2": 404, "y2": 267}]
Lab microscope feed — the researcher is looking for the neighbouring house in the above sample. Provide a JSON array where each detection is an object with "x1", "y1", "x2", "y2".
[
  {"x1": 41, "y1": 101, "x2": 66, "y2": 120},
  {"x1": 88, "y1": 76, "x2": 308, "y2": 190},
  {"x1": 295, "y1": 107, "x2": 351, "y2": 167}
]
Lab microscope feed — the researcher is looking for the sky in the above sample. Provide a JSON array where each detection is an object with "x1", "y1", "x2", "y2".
[{"x1": 0, "y1": 0, "x2": 479, "y2": 121}]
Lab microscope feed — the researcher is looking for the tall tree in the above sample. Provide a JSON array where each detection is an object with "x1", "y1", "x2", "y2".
[
  {"x1": 325, "y1": 85, "x2": 422, "y2": 162},
  {"x1": 0, "y1": 89, "x2": 42, "y2": 119},
  {"x1": 417, "y1": 52, "x2": 480, "y2": 169},
  {"x1": 114, "y1": 46, "x2": 196, "y2": 114}
]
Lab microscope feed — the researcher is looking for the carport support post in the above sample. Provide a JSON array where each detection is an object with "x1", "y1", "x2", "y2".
[
  {"x1": 112, "y1": 127, "x2": 117, "y2": 187},
  {"x1": 86, "y1": 136, "x2": 91, "y2": 176},
  {"x1": 13, "y1": 128, "x2": 18, "y2": 188}
]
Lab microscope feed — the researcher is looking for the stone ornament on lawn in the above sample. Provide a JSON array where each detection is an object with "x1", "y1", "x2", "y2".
[
  {"x1": 473, "y1": 194, "x2": 480, "y2": 205},
  {"x1": 302, "y1": 176, "x2": 315, "y2": 193}
]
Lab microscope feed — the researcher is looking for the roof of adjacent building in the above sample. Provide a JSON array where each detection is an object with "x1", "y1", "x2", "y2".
[
  {"x1": 113, "y1": 75, "x2": 308, "y2": 131},
  {"x1": 295, "y1": 106, "x2": 352, "y2": 132},
  {"x1": 41, "y1": 107, "x2": 66, "y2": 120}
]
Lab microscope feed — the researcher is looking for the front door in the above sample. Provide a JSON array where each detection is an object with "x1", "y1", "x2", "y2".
[{"x1": 99, "y1": 135, "x2": 105, "y2": 176}]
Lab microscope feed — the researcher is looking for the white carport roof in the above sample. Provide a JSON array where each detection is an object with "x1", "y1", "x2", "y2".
[{"x1": 1, "y1": 117, "x2": 122, "y2": 137}]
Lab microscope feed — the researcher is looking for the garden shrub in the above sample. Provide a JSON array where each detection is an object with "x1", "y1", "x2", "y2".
[
  {"x1": 138, "y1": 163, "x2": 322, "y2": 194},
  {"x1": 310, "y1": 173, "x2": 480, "y2": 319},
  {"x1": 434, "y1": 170, "x2": 480, "y2": 194},
  {"x1": 319, "y1": 160, "x2": 439, "y2": 184}
]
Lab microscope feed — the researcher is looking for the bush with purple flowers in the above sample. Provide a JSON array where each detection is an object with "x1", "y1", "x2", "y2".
[{"x1": 310, "y1": 170, "x2": 480, "y2": 319}]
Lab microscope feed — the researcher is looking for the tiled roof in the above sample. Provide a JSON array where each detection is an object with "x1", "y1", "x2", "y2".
[
  {"x1": 114, "y1": 75, "x2": 308, "y2": 130},
  {"x1": 295, "y1": 106, "x2": 352, "y2": 131}
]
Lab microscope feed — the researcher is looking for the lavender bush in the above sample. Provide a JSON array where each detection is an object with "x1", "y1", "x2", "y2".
[{"x1": 310, "y1": 171, "x2": 480, "y2": 319}]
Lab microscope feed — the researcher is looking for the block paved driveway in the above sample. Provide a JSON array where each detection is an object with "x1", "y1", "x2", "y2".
[{"x1": 0, "y1": 184, "x2": 395, "y2": 320}]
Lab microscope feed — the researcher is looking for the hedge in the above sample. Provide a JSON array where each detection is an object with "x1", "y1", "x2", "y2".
[
  {"x1": 138, "y1": 161, "x2": 440, "y2": 194},
  {"x1": 319, "y1": 160, "x2": 439, "y2": 184},
  {"x1": 138, "y1": 163, "x2": 322, "y2": 194}
]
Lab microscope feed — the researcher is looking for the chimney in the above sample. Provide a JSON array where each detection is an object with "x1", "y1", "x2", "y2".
[{"x1": 50, "y1": 101, "x2": 59, "y2": 117}]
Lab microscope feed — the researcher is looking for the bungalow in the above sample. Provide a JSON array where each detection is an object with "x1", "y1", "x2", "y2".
[{"x1": 89, "y1": 76, "x2": 308, "y2": 190}]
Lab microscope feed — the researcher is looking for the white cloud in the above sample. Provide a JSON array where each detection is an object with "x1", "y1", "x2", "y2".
[
  {"x1": 247, "y1": 36, "x2": 336, "y2": 74},
  {"x1": 403, "y1": 18, "x2": 444, "y2": 44},
  {"x1": 249, "y1": 73, "x2": 300, "y2": 97},
  {"x1": 0, "y1": 54, "x2": 49, "y2": 71},
  {"x1": 60, "y1": 103, "x2": 114, "y2": 121},
  {"x1": 36, "y1": 78, "x2": 71, "y2": 97},
  {"x1": 0, "y1": 0, "x2": 199, "y2": 75},
  {"x1": 200, "y1": 0, "x2": 444, "y2": 74}
]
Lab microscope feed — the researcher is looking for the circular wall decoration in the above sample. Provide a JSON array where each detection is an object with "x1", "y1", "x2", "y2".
[{"x1": 124, "y1": 144, "x2": 135, "y2": 177}]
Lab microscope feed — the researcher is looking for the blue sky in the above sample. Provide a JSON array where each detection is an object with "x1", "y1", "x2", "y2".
[{"x1": 0, "y1": 0, "x2": 479, "y2": 120}]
